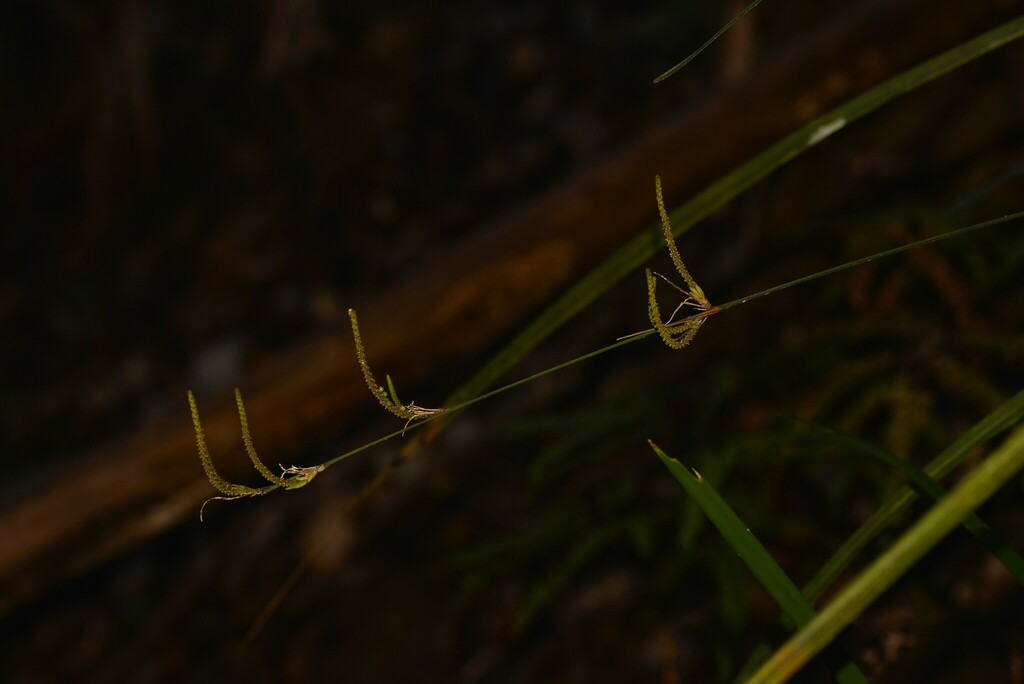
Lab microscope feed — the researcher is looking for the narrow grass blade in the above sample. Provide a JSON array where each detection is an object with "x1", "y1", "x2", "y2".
[
  {"x1": 654, "y1": 0, "x2": 764, "y2": 83},
  {"x1": 650, "y1": 441, "x2": 868, "y2": 684},
  {"x1": 803, "y1": 421, "x2": 1024, "y2": 585},
  {"x1": 427, "y1": 16, "x2": 1024, "y2": 441},
  {"x1": 748, "y1": 423, "x2": 1024, "y2": 684},
  {"x1": 803, "y1": 388, "x2": 1024, "y2": 602}
]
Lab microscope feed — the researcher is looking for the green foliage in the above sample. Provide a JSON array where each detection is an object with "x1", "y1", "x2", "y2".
[
  {"x1": 749, "y1": 424, "x2": 1024, "y2": 683},
  {"x1": 651, "y1": 441, "x2": 868, "y2": 684}
]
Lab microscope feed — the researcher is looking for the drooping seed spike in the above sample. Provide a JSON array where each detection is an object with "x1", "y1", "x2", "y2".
[
  {"x1": 655, "y1": 175, "x2": 710, "y2": 309},
  {"x1": 188, "y1": 390, "x2": 265, "y2": 497},
  {"x1": 646, "y1": 268, "x2": 679, "y2": 348},
  {"x1": 235, "y1": 388, "x2": 287, "y2": 486},
  {"x1": 646, "y1": 268, "x2": 707, "y2": 350},
  {"x1": 348, "y1": 308, "x2": 410, "y2": 419}
]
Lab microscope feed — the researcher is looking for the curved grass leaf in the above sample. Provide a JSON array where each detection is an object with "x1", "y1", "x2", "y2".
[
  {"x1": 650, "y1": 441, "x2": 868, "y2": 684},
  {"x1": 737, "y1": 391, "x2": 1024, "y2": 678},
  {"x1": 748, "y1": 423, "x2": 1024, "y2": 683}
]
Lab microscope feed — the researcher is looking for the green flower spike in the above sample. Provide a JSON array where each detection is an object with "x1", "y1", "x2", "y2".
[
  {"x1": 188, "y1": 390, "x2": 324, "y2": 520},
  {"x1": 348, "y1": 308, "x2": 442, "y2": 422},
  {"x1": 646, "y1": 175, "x2": 718, "y2": 349}
]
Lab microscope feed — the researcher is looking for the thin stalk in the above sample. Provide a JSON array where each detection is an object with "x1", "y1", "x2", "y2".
[
  {"x1": 302, "y1": 213, "x2": 1022, "y2": 477},
  {"x1": 716, "y1": 215, "x2": 1018, "y2": 312}
]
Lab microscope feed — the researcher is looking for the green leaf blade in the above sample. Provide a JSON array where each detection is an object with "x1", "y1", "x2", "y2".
[{"x1": 650, "y1": 441, "x2": 867, "y2": 684}]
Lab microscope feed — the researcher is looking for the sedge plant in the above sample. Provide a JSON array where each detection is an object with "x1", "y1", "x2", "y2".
[{"x1": 182, "y1": 12, "x2": 1024, "y2": 679}]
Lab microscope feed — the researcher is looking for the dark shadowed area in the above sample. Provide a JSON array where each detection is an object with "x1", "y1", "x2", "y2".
[{"x1": 2, "y1": 1, "x2": 1024, "y2": 682}]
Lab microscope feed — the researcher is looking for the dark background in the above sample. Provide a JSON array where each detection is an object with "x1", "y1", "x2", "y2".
[{"x1": 2, "y1": 1, "x2": 1024, "y2": 681}]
